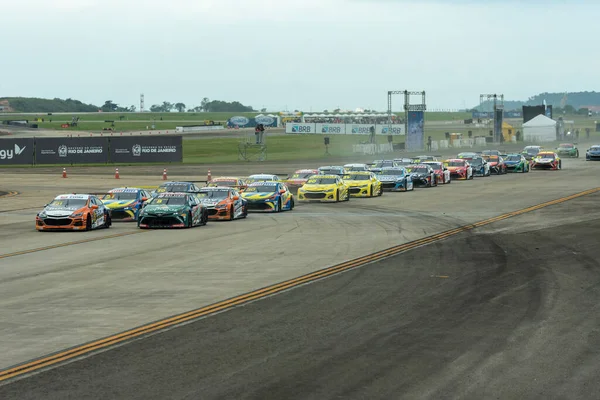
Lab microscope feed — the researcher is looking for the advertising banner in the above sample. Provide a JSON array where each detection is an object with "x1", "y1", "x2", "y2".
[
  {"x1": 110, "y1": 136, "x2": 183, "y2": 163},
  {"x1": 285, "y1": 123, "x2": 315, "y2": 134},
  {"x1": 315, "y1": 123, "x2": 346, "y2": 134},
  {"x1": 0, "y1": 138, "x2": 35, "y2": 165},
  {"x1": 376, "y1": 124, "x2": 405, "y2": 135},
  {"x1": 227, "y1": 115, "x2": 278, "y2": 128},
  {"x1": 406, "y1": 111, "x2": 424, "y2": 151},
  {"x1": 347, "y1": 124, "x2": 374, "y2": 135},
  {"x1": 35, "y1": 137, "x2": 109, "y2": 164},
  {"x1": 494, "y1": 109, "x2": 503, "y2": 142}
]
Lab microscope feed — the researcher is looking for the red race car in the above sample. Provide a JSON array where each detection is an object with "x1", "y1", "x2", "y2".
[
  {"x1": 482, "y1": 155, "x2": 507, "y2": 174},
  {"x1": 423, "y1": 161, "x2": 451, "y2": 184},
  {"x1": 286, "y1": 169, "x2": 319, "y2": 192},
  {"x1": 443, "y1": 159, "x2": 473, "y2": 180}
]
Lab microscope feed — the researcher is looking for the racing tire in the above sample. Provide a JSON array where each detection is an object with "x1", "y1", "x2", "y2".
[
  {"x1": 201, "y1": 210, "x2": 208, "y2": 226},
  {"x1": 336, "y1": 190, "x2": 340, "y2": 202},
  {"x1": 369, "y1": 186, "x2": 374, "y2": 197},
  {"x1": 468, "y1": 172, "x2": 474, "y2": 180},
  {"x1": 104, "y1": 213, "x2": 111, "y2": 229},
  {"x1": 85, "y1": 215, "x2": 92, "y2": 231},
  {"x1": 276, "y1": 199, "x2": 282, "y2": 212},
  {"x1": 378, "y1": 186, "x2": 383, "y2": 196},
  {"x1": 242, "y1": 204, "x2": 248, "y2": 218},
  {"x1": 187, "y1": 212, "x2": 193, "y2": 228},
  {"x1": 558, "y1": 161, "x2": 562, "y2": 170},
  {"x1": 228, "y1": 205, "x2": 234, "y2": 221},
  {"x1": 290, "y1": 198, "x2": 295, "y2": 210},
  {"x1": 576, "y1": 151, "x2": 579, "y2": 158}
]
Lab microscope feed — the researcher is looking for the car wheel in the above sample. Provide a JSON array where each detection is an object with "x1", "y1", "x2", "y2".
[
  {"x1": 187, "y1": 212, "x2": 193, "y2": 228},
  {"x1": 229, "y1": 205, "x2": 234, "y2": 221},
  {"x1": 336, "y1": 190, "x2": 340, "y2": 202},
  {"x1": 85, "y1": 214, "x2": 92, "y2": 231},
  {"x1": 378, "y1": 185, "x2": 383, "y2": 196},
  {"x1": 277, "y1": 198, "x2": 282, "y2": 212},
  {"x1": 369, "y1": 185, "x2": 374, "y2": 197},
  {"x1": 202, "y1": 209, "x2": 208, "y2": 225},
  {"x1": 558, "y1": 161, "x2": 562, "y2": 170},
  {"x1": 104, "y1": 212, "x2": 111, "y2": 228},
  {"x1": 345, "y1": 190, "x2": 350, "y2": 201},
  {"x1": 576, "y1": 151, "x2": 579, "y2": 158},
  {"x1": 290, "y1": 197, "x2": 295, "y2": 210}
]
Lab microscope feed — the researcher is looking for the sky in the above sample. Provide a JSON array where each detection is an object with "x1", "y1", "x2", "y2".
[{"x1": 2, "y1": 0, "x2": 599, "y2": 112}]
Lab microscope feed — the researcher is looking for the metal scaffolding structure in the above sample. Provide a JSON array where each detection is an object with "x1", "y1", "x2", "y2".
[
  {"x1": 238, "y1": 130, "x2": 267, "y2": 161},
  {"x1": 480, "y1": 94, "x2": 504, "y2": 142},
  {"x1": 387, "y1": 90, "x2": 426, "y2": 149}
]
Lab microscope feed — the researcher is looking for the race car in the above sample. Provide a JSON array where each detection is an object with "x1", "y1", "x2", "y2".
[
  {"x1": 521, "y1": 145, "x2": 543, "y2": 161},
  {"x1": 245, "y1": 174, "x2": 282, "y2": 184},
  {"x1": 151, "y1": 181, "x2": 202, "y2": 197},
  {"x1": 457, "y1": 152, "x2": 478, "y2": 160},
  {"x1": 503, "y1": 154, "x2": 530, "y2": 173},
  {"x1": 482, "y1": 155, "x2": 507, "y2": 175},
  {"x1": 297, "y1": 174, "x2": 349, "y2": 202},
  {"x1": 585, "y1": 145, "x2": 600, "y2": 161},
  {"x1": 241, "y1": 181, "x2": 294, "y2": 212},
  {"x1": 36, "y1": 194, "x2": 111, "y2": 231},
  {"x1": 100, "y1": 187, "x2": 152, "y2": 221},
  {"x1": 286, "y1": 169, "x2": 319, "y2": 192},
  {"x1": 317, "y1": 166, "x2": 347, "y2": 176},
  {"x1": 369, "y1": 160, "x2": 398, "y2": 173},
  {"x1": 138, "y1": 192, "x2": 208, "y2": 228},
  {"x1": 406, "y1": 164, "x2": 438, "y2": 187},
  {"x1": 207, "y1": 177, "x2": 248, "y2": 191},
  {"x1": 531, "y1": 151, "x2": 562, "y2": 170},
  {"x1": 197, "y1": 186, "x2": 247, "y2": 220},
  {"x1": 443, "y1": 159, "x2": 473, "y2": 180},
  {"x1": 393, "y1": 158, "x2": 414, "y2": 167},
  {"x1": 481, "y1": 150, "x2": 502, "y2": 156},
  {"x1": 376, "y1": 167, "x2": 414, "y2": 191},
  {"x1": 411, "y1": 155, "x2": 438, "y2": 163},
  {"x1": 470, "y1": 156, "x2": 491, "y2": 177},
  {"x1": 555, "y1": 143, "x2": 579, "y2": 158},
  {"x1": 344, "y1": 163, "x2": 371, "y2": 172},
  {"x1": 342, "y1": 171, "x2": 383, "y2": 197},
  {"x1": 423, "y1": 161, "x2": 451, "y2": 184}
]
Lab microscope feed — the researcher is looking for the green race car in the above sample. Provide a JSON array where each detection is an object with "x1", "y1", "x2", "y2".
[
  {"x1": 555, "y1": 143, "x2": 579, "y2": 158},
  {"x1": 503, "y1": 153, "x2": 530, "y2": 173},
  {"x1": 138, "y1": 192, "x2": 208, "y2": 228}
]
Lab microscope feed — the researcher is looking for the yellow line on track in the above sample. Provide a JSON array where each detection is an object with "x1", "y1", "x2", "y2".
[{"x1": 1, "y1": 187, "x2": 599, "y2": 382}]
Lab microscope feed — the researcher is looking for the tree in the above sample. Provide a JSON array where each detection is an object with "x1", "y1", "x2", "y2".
[
  {"x1": 150, "y1": 104, "x2": 162, "y2": 112},
  {"x1": 200, "y1": 97, "x2": 210, "y2": 112},
  {"x1": 162, "y1": 101, "x2": 173, "y2": 112},
  {"x1": 260, "y1": 108, "x2": 267, "y2": 112},
  {"x1": 174, "y1": 102, "x2": 186, "y2": 112},
  {"x1": 129, "y1": 105, "x2": 136, "y2": 112},
  {"x1": 202, "y1": 100, "x2": 254, "y2": 112},
  {"x1": 101, "y1": 100, "x2": 118, "y2": 112}
]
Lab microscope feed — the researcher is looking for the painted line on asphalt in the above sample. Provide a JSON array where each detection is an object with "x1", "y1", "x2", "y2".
[
  {"x1": 1, "y1": 186, "x2": 599, "y2": 382},
  {"x1": 0, "y1": 191, "x2": 19, "y2": 199}
]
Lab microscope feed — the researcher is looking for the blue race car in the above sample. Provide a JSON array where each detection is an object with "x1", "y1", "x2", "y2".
[
  {"x1": 100, "y1": 187, "x2": 152, "y2": 221},
  {"x1": 469, "y1": 156, "x2": 491, "y2": 177},
  {"x1": 241, "y1": 181, "x2": 294, "y2": 212},
  {"x1": 376, "y1": 167, "x2": 414, "y2": 191},
  {"x1": 585, "y1": 145, "x2": 600, "y2": 161}
]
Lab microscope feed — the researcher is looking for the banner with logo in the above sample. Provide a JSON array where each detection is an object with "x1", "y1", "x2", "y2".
[
  {"x1": 376, "y1": 125, "x2": 404, "y2": 135},
  {"x1": 227, "y1": 115, "x2": 278, "y2": 128},
  {"x1": 110, "y1": 135, "x2": 182, "y2": 163},
  {"x1": 0, "y1": 138, "x2": 35, "y2": 165},
  {"x1": 285, "y1": 123, "x2": 315, "y2": 134},
  {"x1": 406, "y1": 111, "x2": 424, "y2": 150},
  {"x1": 35, "y1": 137, "x2": 109, "y2": 164},
  {"x1": 315, "y1": 124, "x2": 346, "y2": 134}
]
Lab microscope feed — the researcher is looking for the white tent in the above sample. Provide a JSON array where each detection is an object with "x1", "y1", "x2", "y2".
[{"x1": 522, "y1": 114, "x2": 556, "y2": 142}]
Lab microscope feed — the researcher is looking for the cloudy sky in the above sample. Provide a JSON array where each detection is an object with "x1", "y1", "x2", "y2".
[{"x1": 2, "y1": 0, "x2": 598, "y2": 111}]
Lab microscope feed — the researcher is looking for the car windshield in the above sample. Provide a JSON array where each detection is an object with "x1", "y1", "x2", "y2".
[
  {"x1": 411, "y1": 166, "x2": 429, "y2": 173},
  {"x1": 343, "y1": 174, "x2": 370, "y2": 181},
  {"x1": 524, "y1": 148, "x2": 540, "y2": 155},
  {"x1": 470, "y1": 159, "x2": 483, "y2": 166},
  {"x1": 157, "y1": 184, "x2": 189, "y2": 192},
  {"x1": 247, "y1": 177, "x2": 275, "y2": 183},
  {"x1": 538, "y1": 153, "x2": 555, "y2": 159},
  {"x1": 558, "y1": 144, "x2": 573, "y2": 148},
  {"x1": 394, "y1": 161, "x2": 412, "y2": 166},
  {"x1": 425, "y1": 163, "x2": 442, "y2": 169},
  {"x1": 212, "y1": 180, "x2": 237, "y2": 186},
  {"x1": 373, "y1": 161, "x2": 393, "y2": 168},
  {"x1": 345, "y1": 166, "x2": 367, "y2": 171},
  {"x1": 484, "y1": 156, "x2": 499, "y2": 162},
  {"x1": 244, "y1": 185, "x2": 277, "y2": 192},
  {"x1": 198, "y1": 190, "x2": 229, "y2": 199},
  {"x1": 307, "y1": 177, "x2": 337, "y2": 184},
  {"x1": 102, "y1": 192, "x2": 138, "y2": 200},
  {"x1": 505, "y1": 155, "x2": 521, "y2": 161},
  {"x1": 319, "y1": 168, "x2": 342, "y2": 174},
  {"x1": 291, "y1": 172, "x2": 314, "y2": 179},
  {"x1": 591, "y1": 146, "x2": 600, "y2": 150},
  {"x1": 444, "y1": 161, "x2": 464, "y2": 167},
  {"x1": 150, "y1": 196, "x2": 187, "y2": 205},
  {"x1": 48, "y1": 199, "x2": 87, "y2": 208},
  {"x1": 380, "y1": 168, "x2": 404, "y2": 176}
]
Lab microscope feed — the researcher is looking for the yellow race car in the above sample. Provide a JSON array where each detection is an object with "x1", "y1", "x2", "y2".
[
  {"x1": 342, "y1": 171, "x2": 383, "y2": 197},
  {"x1": 297, "y1": 174, "x2": 349, "y2": 202}
]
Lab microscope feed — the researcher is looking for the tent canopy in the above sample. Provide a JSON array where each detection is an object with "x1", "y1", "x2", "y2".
[
  {"x1": 523, "y1": 114, "x2": 556, "y2": 142},
  {"x1": 522, "y1": 114, "x2": 556, "y2": 127}
]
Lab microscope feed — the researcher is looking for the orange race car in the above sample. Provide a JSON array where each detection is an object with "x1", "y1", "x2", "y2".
[
  {"x1": 286, "y1": 169, "x2": 319, "y2": 192},
  {"x1": 207, "y1": 176, "x2": 248, "y2": 191},
  {"x1": 197, "y1": 186, "x2": 248, "y2": 220},
  {"x1": 36, "y1": 194, "x2": 112, "y2": 231}
]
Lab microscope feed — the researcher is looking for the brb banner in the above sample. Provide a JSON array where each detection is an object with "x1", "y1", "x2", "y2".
[
  {"x1": 286, "y1": 123, "x2": 405, "y2": 135},
  {"x1": 406, "y1": 111, "x2": 424, "y2": 150},
  {"x1": 110, "y1": 136, "x2": 182, "y2": 163},
  {"x1": 227, "y1": 115, "x2": 278, "y2": 128},
  {"x1": 0, "y1": 138, "x2": 35, "y2": 165},
  {"x1": 35, "y1": 137, "x2": 109, "y2": 164}
]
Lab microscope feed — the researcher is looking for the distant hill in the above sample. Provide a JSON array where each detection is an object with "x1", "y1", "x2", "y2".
[
  {"x1": 0, "y1": 97, "x2": 99, "y2": 113},
  {"x1": 474, "y1": 91, "x2": 600, "y2": 111}
]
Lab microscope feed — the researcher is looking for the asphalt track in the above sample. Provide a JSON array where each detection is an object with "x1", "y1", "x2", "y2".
[{"x1": 1, "y1": 156, "x2": 600, "y2": 399}]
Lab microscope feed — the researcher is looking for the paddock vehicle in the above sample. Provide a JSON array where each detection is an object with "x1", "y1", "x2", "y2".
[
  {"x1": 423, "y1": 161, "x2": 451, "y2": 184},
  {"x1": 197, "y1": 187, "x2": 247, "y2": 220},
  {"x1": 317, "y1": 166, "x2": 347, "y2": 176},
  {"x1": 138, "y1": 192, "x2": 208, "y2": 228},
  {"x1": 100, "y1": 188, "x2": 151, "y2": 221},
  {"x1": 152, "y1": 181, "x2": 202, "y2": 197},
  {"x1": 207, "y1": 177, "x2": 248, "y2": 191},
  {"x1": 36, "y1": 194, "x2": 111, "y2": 231},
  {"x1": 406, "y1": 164, "x2": 438, "y2": 187},
  {"x1": 586, "y1": 145, "x2": 600, "y2": 161},
  {"x1": 342, "y1": 171, "x2": 383, "y2": 197},
  {"x1": 286, "y1": 169, "x2": 319, "y2": 192},
  {"x1": 344, "y1": 163, "x2": 371, "y2": 172},
  {"x1": 375, "y1": 167, "x2": 414, "y2": 191},
  {"x1": 369, "y1": 160, "x2": 398, "y2": 173},
  {"x1": 555, "y1": 143, "x2": 579, "y2": 158},
  {"x1": 503, "y1": 154, "x2": 530, "y2": 173},
  {"x1": 297, "y1": 175, "x2": 350, "y2": 202},
  {"x1": 443, "y1": 159, "x2": 473, "y2": 180},
  {"x1": 521, "y1": 145, "x2": 543, "y2": 161},
  {"x1": 470, "y1": 156, "x2": 491, "y2": 177},
  {"x1": 245, "y1": 174, "x2": 282, "y2": 184},
  {"x1": 482, "y1": 155, "x2": 507, "y2": 175},
  {"x1": 241, "y1": 181, "x2": 294, "y2": 212},
  {"x1": 531, "y1": 151, "x2": 562, "y2": 170}
]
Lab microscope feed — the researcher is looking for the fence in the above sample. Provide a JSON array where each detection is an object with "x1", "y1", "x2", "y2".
[{"x1": 0, "y1": 136, "x2": 183, "y2": 165}]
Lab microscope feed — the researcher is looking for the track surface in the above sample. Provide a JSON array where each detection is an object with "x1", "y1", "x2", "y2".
[{"x1": 1, "y1": 155, "x2": 599, "y2": 398}]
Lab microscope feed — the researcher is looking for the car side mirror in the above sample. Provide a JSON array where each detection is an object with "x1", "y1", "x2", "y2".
[
  {"x1": 91, "y1": 205, "x2": 99, "y2": 210},
  {"x1": 141, "y1": 197, "x2": 148, "y2": 202},
  {"x1": 232, "y1": 196, "x2": 239, "y2": 200},
  {"x1": 279, "y1": 189, "x2": 286, "y2": 194}
]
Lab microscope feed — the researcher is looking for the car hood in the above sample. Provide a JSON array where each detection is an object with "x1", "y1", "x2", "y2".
[
  {"x1": 103, "y1": 199, "x2": 136, "y2": 208},
  {"x1": 535, "y1": 158, "x2": 555, "y2": 163},
  {"x1": 199, "y1": 198, "x2": 227, "y2": 207},
  {"x1": 377, "y1": 175, "x2": 403, "y2": 181},
  {"x1": 242, "y1": 192, "x2": 276, "y2": 200},
  {"x1": 301, "y1": 184, "x2": 337, "y2": 191},
  {"x1": 41, "y1": 206, "x2": 83, "y2": 216},
  {"x1": 346, "y1": 180, "x2": 370, "y2": 187},
  {"x1": 446, "y1": 166, "x2": 466, "y2": 171},
  {"x1": 504, "y1": 160, "x2": 520, "y2": 164},
  {"x1": 143, "y1": 205, "x2": 185, "y2": 213}
]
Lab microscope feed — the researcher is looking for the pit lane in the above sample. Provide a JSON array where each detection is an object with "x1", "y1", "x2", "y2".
[{"x1": 0, "y1": 156, "x2": 598, "y2": 374}]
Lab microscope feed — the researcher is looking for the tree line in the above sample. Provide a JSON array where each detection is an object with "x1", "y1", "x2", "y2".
[{"x1": 149, "y1": 98, "x2": 256, "y2": 113}]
